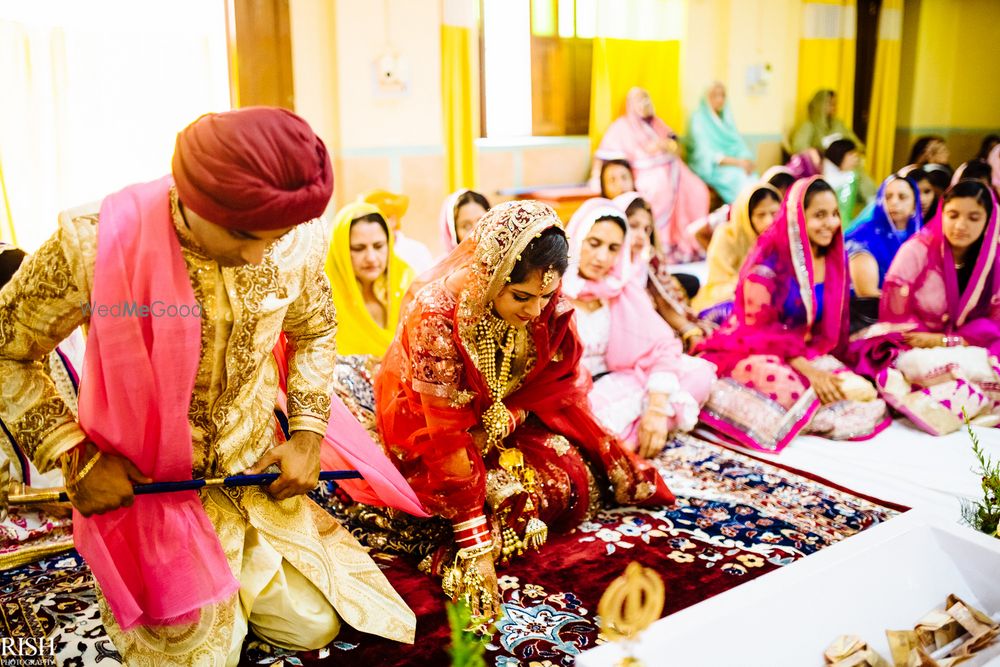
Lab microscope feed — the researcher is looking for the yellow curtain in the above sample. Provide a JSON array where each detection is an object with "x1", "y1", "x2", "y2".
[
  {"x1": 865, "y1": 0, "x2": 903, "y2": 179},
  {"x1": 588, "y1": 0, "x2": 684, "y2": 152},
  {"x1": 442, "y1": 0, "x2": 480, "y2": 192},
  {"x1": 795, "y1": 0, "x2": 857, "y2": 130}
]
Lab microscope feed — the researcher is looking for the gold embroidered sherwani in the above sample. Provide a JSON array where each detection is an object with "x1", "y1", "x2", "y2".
[{"x1": 0, "y1": 189, "x2": 415, "y2": 664}]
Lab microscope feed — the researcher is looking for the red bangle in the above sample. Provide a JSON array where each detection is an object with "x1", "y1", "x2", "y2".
[{"x1": 453, "y1": 515, "x2": 491, "y2": 547}]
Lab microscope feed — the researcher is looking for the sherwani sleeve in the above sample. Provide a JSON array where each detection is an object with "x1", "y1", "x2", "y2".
[
  {"x1": 0, "y1": 215, "x2": 95, "y2": 471},
  {"x1": 281, "y1": 220, "x2": 339, "y2": 436}
]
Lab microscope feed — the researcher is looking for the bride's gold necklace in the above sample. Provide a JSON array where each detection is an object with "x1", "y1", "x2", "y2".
[{"x1": 476, "y1": 312, "x2": 516, "y2": 451}]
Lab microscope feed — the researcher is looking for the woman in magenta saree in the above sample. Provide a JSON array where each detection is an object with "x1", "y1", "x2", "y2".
[
  {"x1": 862, "y1": 180, "x2": 1000, "y2": 435},
  {"x1": 695, "y1": 177, "x2": 890, "y2": 453},
  {"x1": 375, "y1": 201, "x2": 672, "y2": 622}
]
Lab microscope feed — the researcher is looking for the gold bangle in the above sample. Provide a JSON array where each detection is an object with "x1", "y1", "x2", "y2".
[
  {"x1": 456, "y1": 540, "x2": 495, "y2": 561},
  {"x1": 681, "y1": 327, "x2": 701, "y2": 342},
  {"x1": 67, "y1": 450, "x2": 102, "y2": 488}
]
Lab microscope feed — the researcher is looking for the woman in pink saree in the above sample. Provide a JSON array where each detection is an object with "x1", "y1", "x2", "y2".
[
  {"x1": 593, "y1": 87, "x2": 710, "y2": 263},
  {"x1": 562, "y1": 198, "x2": 716, "y2": 458},
  {"x1": 862, "y1": 180, "x2": 1000, "y2": 435},
  {"x1": 695, "y1": 177, "x2": 890, "y2": 453}
]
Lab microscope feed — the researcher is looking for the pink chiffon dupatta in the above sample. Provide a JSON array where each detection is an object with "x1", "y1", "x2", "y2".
[
  {"x1": 562, "y1": 198, "x2": 683, "y2": 384},
  {"x1": 75, "y1": 176, "x2": 238, "y2": 630},
  {"x1": 271, "y1": 336, "x2": 427, "y2": 517}
]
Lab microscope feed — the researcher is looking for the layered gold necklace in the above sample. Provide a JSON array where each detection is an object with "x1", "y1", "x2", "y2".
[{"x1": 475, "y1": 313, "x2": 517, "y2": 451}]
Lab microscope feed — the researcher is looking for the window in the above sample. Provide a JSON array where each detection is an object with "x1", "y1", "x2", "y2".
[{"x1": 481, "y1": 0, "x2": 593, "y2": 138}]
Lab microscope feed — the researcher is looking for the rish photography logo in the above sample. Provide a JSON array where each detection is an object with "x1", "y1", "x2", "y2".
[
  {"x1": 0, "y1": 638, "x2": 56, "y2": 667},
  {"x1": 78, "y1": 300, "x2": 203, "y2": 319}
]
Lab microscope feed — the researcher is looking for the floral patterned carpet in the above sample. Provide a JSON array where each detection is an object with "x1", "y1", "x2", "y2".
[{"x1": 0, "y1": 435, "x2": 902, "y2": 666}]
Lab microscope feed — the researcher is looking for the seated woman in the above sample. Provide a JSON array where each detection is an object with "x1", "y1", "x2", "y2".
[
  {"x1": 846, "y1": 175, "x2": 922, "y2": 298},
  {"x1": 822, "y1": 137, "x2": 868, "y2": 223},
  {"x1": 325, "y1": 202, "x2": 414, "y2": 357},
  {"x1": 360, "y1": 189, "x2": 435, "y2": 274},
  {"x1": 761, "y1": 166, "x2": 797, "y2": 199},
  {"x1": 439, "y1": 189, "x2": 490, "y2": 254},
  {"x1": 872, "y1": 180, "x2": 1000, "y2": 435},
  {"x1": 907, "y1": 135, "x2": 951, "y2": 169},
  {"x1": 375, "y1": 200, "x2": 672, "y2": 622},
  {"x1": 691, "y1": 183, "x2": 783, "y2": 323},
  {"x1": 788, "y1": 90, "x2": 862, "y2": 155},
  {"x1": 686, "y1": 82, "x2": 757, "y2": 204},
  {"x1": 599, "y1": 158, "x2": 636, "y2": 200},
  {"x1": 952, "y1": 159, "x2": 996, "y2": 190},
  {"x1": 563, "y1": 198, "x2": 716, "y2": 458},
  {"x1": 592, "y1": 87, "x2": 710, "y2": 263},
  {"x1": 900, "y1": 164, "x2": 950, "y2": 223},
  {"x1": 695, "y1": 177, "x2": 890, "y2": 453},
  {"x1": 614, "y1": 192, "x2": 716, "y2": 350}
]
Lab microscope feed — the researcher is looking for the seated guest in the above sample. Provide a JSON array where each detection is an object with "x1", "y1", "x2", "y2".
[
  {"x1": 563, "y1": 199, "x2": 715, "y2": 456},
  {"x1": 976, "y1": 134, "x2": 1000, "y2": 161},
  {"x1": 901, "y1": 164, "x2": 949, "y2": 222},
  {"x1": 788, "y1": 89, "x2": 862, "y2": 154},
  {"x1": 952, "y1": 159, "x2": 996, "y2": 190},
  {"x1": 599, "y1": 158, "x2": 636, "y2": 199},
  {"x1": 907, "y1": 135, "x2": 951, "y2": 168},
  {"x1": 691, "y1": 184, "x2": 783, "y2": 323},
  {"x1": 989, "y1": 144, "x2": 1000, "y2": 195},
  {"x1": 761, "y1": 166, "x2": 797, "y2": 199},
  {"x1": 786, "y1": 147, "x2": 822, "y2": 180},
  {"x1": 376, "y1": 200, "x2": 673, "y2": 624},
  {"x1": 686, "y1": 81, "x2": 757, "y2": 204},
  {"x1": 822, "y1": 137, "x2": 871, "y2": 223},
  {"x1": 326, "y1": 202, "x2": 414, "y2": 357},
  {"x1": 696, "y1": 177, "x2": 890, "y2": 453},
  {"x1": 360, "y1": 189, "x2": 435, "y2": 274},
  {"x1": 846, "y1": 175, "x2": 922, "y2": 297},
  {"x1": 593, "y1": 86, "x2": 710, "y2": 263},
  {"x1": 614, "y1": 192, "x2": 714, "y2": 349},
  {"x1": 873, "y1": 180, "x2": 1000, "y2": 435},
  {"x1": 439, "y1": 189, "x2": 490, "y2": 254}
]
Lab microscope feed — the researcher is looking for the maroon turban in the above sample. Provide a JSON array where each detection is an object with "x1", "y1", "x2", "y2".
[{"x1": 172, "y1": 107, "x2": 334, "y2": 230}]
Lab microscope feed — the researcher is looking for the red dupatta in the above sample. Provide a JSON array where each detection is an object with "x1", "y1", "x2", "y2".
[{"x1": 376, "y1": 201, "x2": 672, "y2": 523}]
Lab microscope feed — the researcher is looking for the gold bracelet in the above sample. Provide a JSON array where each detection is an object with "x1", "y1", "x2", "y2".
[
  {"x1": 67, "y1": 450, "x2": 102, "y2": 488},
  {"x1": 456, "y1": 540, "x2": 495, "y2": 561},
  {"x1": 681, "y1": 327, "x2": 701, "y2": 342}
]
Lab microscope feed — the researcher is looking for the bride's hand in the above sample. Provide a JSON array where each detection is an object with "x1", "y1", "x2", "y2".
[{"x1": 453, "y1": 553, "x2": 503, "y2": 624}]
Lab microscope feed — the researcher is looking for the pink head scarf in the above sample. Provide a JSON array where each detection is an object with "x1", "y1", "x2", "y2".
[
  {"x1": 562, "y1": 198, "x2": 682, "y2": 383},
  {"x1": 439, "y1": 190, "x2": 467, "y2": 253}
]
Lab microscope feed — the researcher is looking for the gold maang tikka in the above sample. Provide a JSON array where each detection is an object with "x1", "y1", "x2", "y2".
[{"x1": 540, "y1": 266, "x2": 557, "y2": 291}]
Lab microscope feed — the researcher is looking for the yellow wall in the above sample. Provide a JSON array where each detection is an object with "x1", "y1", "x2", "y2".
[
  {"x1": 682, "y1": 0, "x2": 802, "y2": 167},
  {"x1": 896, "y1": 0, "x2": 1000, "y2": 165}
]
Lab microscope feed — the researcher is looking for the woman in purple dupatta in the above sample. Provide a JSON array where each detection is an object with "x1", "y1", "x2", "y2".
[
  {"x1": 695, "y1": 177, "x2": 890, "y2": 452},
  {"x1": 869, "y1": 180, "x2": 1000, "y2": 435}
]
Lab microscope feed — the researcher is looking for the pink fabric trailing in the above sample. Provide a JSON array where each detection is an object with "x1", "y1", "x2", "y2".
[
  {"x1": 74, "y1": 176, "x2": 239, "y2": 631},
  {"x1": 562, "y1": 198, "x2": 714, "y2": 425},
  {"x1": 697, "y1": 176, "x2": 850, "y2": 377},
  {"x1": 271, "y1": 336, "x2": 428, "y2": 517},
  {"x1": 880, "y1": 189, "x2": 1000, "y2": 357},
  {"x1": 594, "y1": 89, "x2": 709, "y2": 262}
]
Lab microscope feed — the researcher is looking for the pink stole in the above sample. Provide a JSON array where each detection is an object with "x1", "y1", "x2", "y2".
[
  {"x1": 271, "y1": 335, "x2": 428, "y2": 516},
  {"x1": 75, "y1": 176, "x2": 238, "y2": 630}
]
